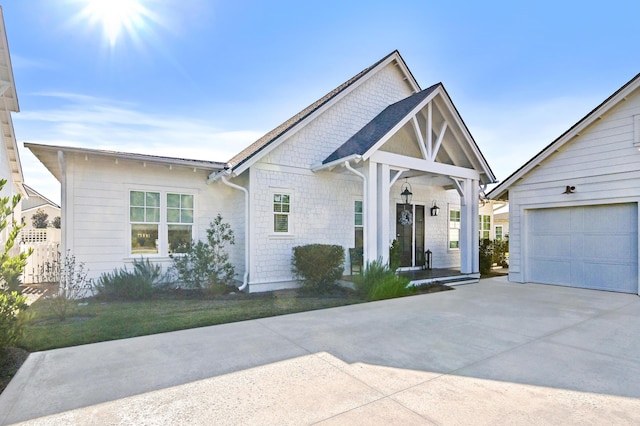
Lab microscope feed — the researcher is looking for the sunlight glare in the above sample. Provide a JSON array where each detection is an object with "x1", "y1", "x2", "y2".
[{"x1": 81, "y1": 0, "x2": 149, "y2": 47}]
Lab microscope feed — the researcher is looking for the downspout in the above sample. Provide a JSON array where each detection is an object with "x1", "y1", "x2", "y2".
[
  {"x1": 344, "y1": 161, "x2": 367, "y2": 264},
  {"x1": 215, "y1": 173, "x2": 250, "y2": 291}
]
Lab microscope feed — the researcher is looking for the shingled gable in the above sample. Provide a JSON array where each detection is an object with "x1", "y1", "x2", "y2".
[
  {"x1": 321, "y1": 84, "x2": 440, "y2": 164},
  {"x1": 224, "y1": 50, "x2": 421, "y2": 176},
  {"x1": 318, "y1": 82, "x2": 496, "y2": 185},
  {"x1": 488, "y1": 71, "x2": 640, "y2": 201}
]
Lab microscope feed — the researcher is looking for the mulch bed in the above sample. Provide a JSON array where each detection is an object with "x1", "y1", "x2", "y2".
[{"x1": 0, "y1": 347, "x2": 29, "y2": 395}]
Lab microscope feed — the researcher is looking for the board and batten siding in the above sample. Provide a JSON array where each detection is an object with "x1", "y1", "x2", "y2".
[
  {"x1": 63, "y1": 152, "x2": 243, "y2": 283},
  {"x1": 508, "y1": 87, "x2": 640, "y2": 291}
]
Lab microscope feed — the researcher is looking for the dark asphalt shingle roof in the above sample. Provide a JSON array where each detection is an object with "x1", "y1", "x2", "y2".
[
  {"x1": 322, "y1": 84, "x2": 440, "y2": 164},
  {"x1": 227, "y1": 50, "x2": 418, "y2": 171}
]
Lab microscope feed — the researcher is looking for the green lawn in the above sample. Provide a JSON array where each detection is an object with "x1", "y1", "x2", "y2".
[{"x1": 21, "y1": 291, "x2": 362, "y2": 352}]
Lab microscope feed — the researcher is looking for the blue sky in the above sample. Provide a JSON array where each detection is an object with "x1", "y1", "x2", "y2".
[{"x1": 5, "y1": 0, "x2": 640, "y2": 204}]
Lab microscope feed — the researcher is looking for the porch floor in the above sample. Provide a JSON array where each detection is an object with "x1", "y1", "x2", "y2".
[{"x1": 343, "y1": 267, "x2": 480, "y2": 287}]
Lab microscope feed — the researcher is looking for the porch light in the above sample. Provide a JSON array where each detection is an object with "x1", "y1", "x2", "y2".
[
  {"x1": 430, "y1": 202, "x2": 440, "y2": 217},
  {"x1": 400, "y1": 180, "x2": 413, "y2": 205}
]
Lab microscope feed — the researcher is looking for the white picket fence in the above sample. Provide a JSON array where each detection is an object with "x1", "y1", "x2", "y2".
[{"x1": 21, "y1": 241, "x2": 60, "y2": 284}]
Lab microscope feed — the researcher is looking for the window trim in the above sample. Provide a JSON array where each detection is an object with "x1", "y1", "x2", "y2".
[
  {"x1": 448, "y1": 205, "x2": 461, "y2": 251},
  {"x1": 271, "y1": 190, "x2": 293, "y2": 236},
  {"x1": 127, "y1": 187, "x2": 196, "y2": 258}
]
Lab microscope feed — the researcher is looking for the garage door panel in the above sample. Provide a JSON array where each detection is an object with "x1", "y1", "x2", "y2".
[
  {"x1": 583, "y1": 234, "x2": 636, "y2": 260},
  {"x1": 529, "y1": 259, "x2": 572, "y2": 285},
  {"x1": 527, "y1": 203, "x2": 637, "y2": 294},
  {"x1": 530, "y1": 234, "x2": 571, "y2": 258},
  {"x1": 583, "y1": 263, "x2": 637, "y2": 293}
]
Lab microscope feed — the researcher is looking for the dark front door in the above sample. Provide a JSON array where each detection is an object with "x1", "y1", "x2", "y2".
[{"x1": 396, "y1": 204, "x2": 425, "y2": 268}]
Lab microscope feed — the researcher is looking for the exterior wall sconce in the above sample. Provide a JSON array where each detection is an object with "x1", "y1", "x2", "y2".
[
  {"x1": 430, "y1": 202, "x2": 440, "y2": 216},
  {"x1": 400, "y1": 179, "x2": 413, "y2": 206},
  {"x1": 563, "y1": 185, "x2": 576, "y2": 194}
]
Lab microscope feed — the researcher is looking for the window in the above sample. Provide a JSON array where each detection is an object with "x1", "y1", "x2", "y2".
[
  {"x1": 130, "y1": 191, "x2": 160, "y2": 254},
  {"x1": 354, "y1": 200, "x2": 363, "y2": 249},
  {"x1": 449, "y1": 208, "x2": 460, "y2": 249},
  {"x1": 130, "y1": 190, "x2": 194, "y2": 256},
  {"x1": 167, "y1": 193, "x2": 194, "y2": 254},
  {"x1": 273, "y1": 193, "x2": 291, "y2": 233},
  {"x1": 495, "y1": 225, "x2": 503, "y2": 241},
  {"x1": 479, "y1": 215, "x2": 491, "y2": 240}
]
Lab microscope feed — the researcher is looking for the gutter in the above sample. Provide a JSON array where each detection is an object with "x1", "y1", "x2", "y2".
[{"x1": 207, "y1": 170, "x2": 250, "y2": 292}]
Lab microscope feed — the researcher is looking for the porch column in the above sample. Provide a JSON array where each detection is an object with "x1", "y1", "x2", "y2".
[
  {"x1": 365, "y1": 161, "x2": 378, "y2": 264},
  {"x1": 460, "y1": 178, "x2": 479, "y2": 273},
  {"x1": 377, "y1": 164, "x2": 390, "y2": 264}
]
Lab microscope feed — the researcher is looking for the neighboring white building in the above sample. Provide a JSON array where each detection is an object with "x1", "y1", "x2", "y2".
[
  {"x1": 20, "y1": 184, "x2": 61, "y2": 243},
  {"x1": 0, "y1": 6, "x2": 25, "y2": 252},
  {"x1": 28, "y1": 51, "x2": 496, "y2": 292},
  {"x1": 489, "y1": 72, "x2": 640, "y2": 295}
]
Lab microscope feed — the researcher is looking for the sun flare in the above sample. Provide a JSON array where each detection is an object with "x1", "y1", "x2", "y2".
[{"x1": 80, "y1": 0, "x2": 150, "y2": 46}]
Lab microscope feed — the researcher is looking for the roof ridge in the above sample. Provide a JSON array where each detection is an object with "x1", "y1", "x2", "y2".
[{"x1": 226, "y1": 50, "x2": 408, "y2": 171}]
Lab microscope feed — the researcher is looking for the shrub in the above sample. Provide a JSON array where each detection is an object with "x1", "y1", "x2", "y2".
[
  {"x1": 389, "y1": 239, "x2": 401, "y2": 270},
  {"x1": 0, "y1": 291, "x2": 30, "y2": 350},
  {"x1": 354, "y1": 259, "x2": 412, "y2": 301},
  {"x1": 31, "y1": 209, "x2": 49, "y2": 229},
  {"x1": 94, "y1": 258, "x2": 169, "y2": 300},
  {"x1": 479, "y1": 239, "x2": 493, "y2": 275},
  {"x1": 492, "y1": 237, "x2": 509, "y2": 267},
  {"x1": 0, "y1": 179, "x2": 32, "y2": 292},
  {"x1": 171, "y1": 214, "x2": 236, "y2": 293},
  {"x1": 291, "y1": 244, "x2": 344, "y2": 294},
  {"x1": 43, "y1": 251, "x2": 90, "y2": 321},
  {"x1": 51, "y1": 216, "x2": 61, "y2": 229}
]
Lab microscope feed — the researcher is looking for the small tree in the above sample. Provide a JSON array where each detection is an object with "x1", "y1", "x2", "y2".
[
  {"x1": 31, "y1": 209, "x2": 49, "y2": 229},
  {"x1": 51, "y1": 216, "x2": 61, "y2": 229},
  {"x1": 171, "y1": 214, "x2": 236, "y2": 292},
  {"x1": 0, "y1": 179, "x2": 33, "y2": 292},
  {"x1": 42, "y1": 251, "x2": 90, "y2": 321}
]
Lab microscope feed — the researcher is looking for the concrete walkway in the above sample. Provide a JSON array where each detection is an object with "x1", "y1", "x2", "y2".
[{"x1": 1, "y1": 276, "x2": 639, "y2": 425}]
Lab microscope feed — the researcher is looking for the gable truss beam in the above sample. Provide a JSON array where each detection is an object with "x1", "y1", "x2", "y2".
[
  {"x1": 432, "y1": 122, "x2": 448, "y2": 161},
  {"x1": 411, "y1": 116, "x2": 428, "y2": 160},
  {"x1": 371, "y1": 151, "x2": 479, "y2": 180}
]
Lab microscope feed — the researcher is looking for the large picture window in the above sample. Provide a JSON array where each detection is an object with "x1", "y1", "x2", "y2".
[
  {"x1": 449, "y1": 208, "x2": 460, "y2": 249},
  {"x1": 129, "y1": 190, "x2": 194, "y2": 256},
  {"x1": 273, "y1": 193, "x2": 291, "y2": 233}
]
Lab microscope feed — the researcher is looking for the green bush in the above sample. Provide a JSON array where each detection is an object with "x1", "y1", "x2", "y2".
[
  {"x1": 354, "y1": 259, "x2": 412, "y2": 301},
  {"x1": 492, "y1": 237, "x2": 509, "y2": 267},
  {"x1": 94, "y1": 258, "x2": 169, "y2": 300},
  {"x1": 171, "y1": 214, "x2": 236, "y2": 293},
  {"x1": 0, "y1": 291, "x2": 29, "y2": 350},
  {"x1": 479, "y1": 239, "x2": 493, "y2": 274},
  {"x1": 0, "y1": 179, "x2": 32, "y2": 292},
  {"x1": 291, "y1": 244, "x2": 345, "y2": 294},
  {"x1": 389, "y1": 239, "x2": 401, "y2": 271}
]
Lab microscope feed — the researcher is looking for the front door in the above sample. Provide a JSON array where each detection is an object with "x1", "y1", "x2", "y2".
[{"x1": 396, "y1": 204, "x2": 425, "y2": 268}]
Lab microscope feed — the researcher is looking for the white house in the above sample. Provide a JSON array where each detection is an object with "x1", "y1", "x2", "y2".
[
  {"x1": 20, "y1": 184, "x2": 61, "y2": 243},
  {"x1": 28, "y1": 51, "x2": 496, "y2": 292},
  {"x1": 489, "y1": 72, "x2": 640, "y2": 295},
  {"x1": 0, "y1": 6, "x2": 25, "y2": 252}
]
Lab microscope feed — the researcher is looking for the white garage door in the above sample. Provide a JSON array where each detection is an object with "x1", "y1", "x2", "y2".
[{"x1": 527, "y1": 203, "x2": 638, "y2": 293}]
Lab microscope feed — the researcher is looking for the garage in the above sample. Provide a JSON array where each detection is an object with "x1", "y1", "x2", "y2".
[{"x1": 526, "y1": 203, "x2": 638, "y2": 293}]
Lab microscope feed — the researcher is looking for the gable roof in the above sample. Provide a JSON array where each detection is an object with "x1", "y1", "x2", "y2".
[
  {"x1": 225, "y1": 50, "x2": 421, "y2": 176},
  {"x1": 488, "y1": 71, "x2": 640, "y2": 201},
  {"x1": 23, "y1": 184, "x2": 60, "y2": 209},
  {"x1": 322, "y1": 84, "x2": 440, "y2": 164},
  {"x1": 318, "y1": 83, "x2": 496, "y2": 185}
]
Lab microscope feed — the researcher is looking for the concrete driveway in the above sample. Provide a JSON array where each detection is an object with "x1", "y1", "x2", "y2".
[{"x1": 1, "y1": 276, "x2": 639, "y2": 425}]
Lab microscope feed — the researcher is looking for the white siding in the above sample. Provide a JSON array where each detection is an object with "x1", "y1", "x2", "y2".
[
  {"x1": 63, "y1": 153, "x2": 243, "y2": 283},
  {"x1": 507, "y1": 88, "x2": 640, "y2": 293}
]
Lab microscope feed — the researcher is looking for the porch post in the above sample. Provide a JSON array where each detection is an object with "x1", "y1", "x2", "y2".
[
  {"x1": 378, "y1": 164, "x2": 390, "y2": 264},
  {"x1": 460, "y1": 178, "x2": 479, "y2": 273},
  {"x1": 366, "y1": 161, "x2": 378, "y2": 264}
]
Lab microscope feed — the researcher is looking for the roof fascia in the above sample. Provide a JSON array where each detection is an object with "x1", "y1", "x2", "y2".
[
  {"x1": 436, "y1": 85, "x2": 497, "y2": 184},
  {"x1": 488, "y1": 73, "x2": 640, "y2": 200},
  {"x1": 0, "y1": 8, "x2": 18, "y2": 112},
  {"x1": 24, "y1": 142, "x2": 226, "y2": 170},
  {"x1": 230, "y1": 51, "x2": 419, "y2": 177}
]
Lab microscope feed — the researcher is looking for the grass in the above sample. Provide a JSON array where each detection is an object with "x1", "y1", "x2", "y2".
[{"x1": 20, "y1": 290, "x2": 362, "y2": 352}]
